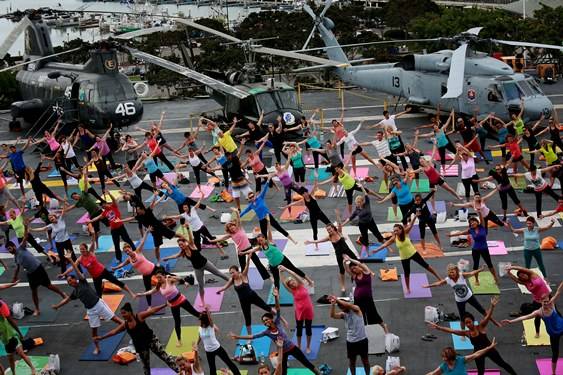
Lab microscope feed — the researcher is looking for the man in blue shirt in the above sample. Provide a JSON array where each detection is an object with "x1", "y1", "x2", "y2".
[
  {"x1": 161, "y1": 182, "x2": 207, "y2": 213},
  {"x1": 0, "y1": 138, "x2": 32, "y2": 195}
]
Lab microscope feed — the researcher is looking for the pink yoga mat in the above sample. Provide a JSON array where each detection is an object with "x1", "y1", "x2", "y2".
[
  {"x1": 440, "y1": 165, "x2": 459, "y2": 177},
  {"x1": 189, "y1": 184, "x2": 214, "y2": 199},
  {"x1": 304, "y1": 154, "x2": 314, "y2": 165},
  {"x1": 194, "y1": 287, "x2": 224, "y2": 312},
  {"x1": 467, "y1": 370, "x2": 500, "y2": 375},
  {"x1": 536, "y1": 358, "x2": 563, "y2": 375},
  {"x1": 156, "y1": 172, "x2": 178, "y2": 187},
  {"x1": 426, "y1": 150, "x2": 453, "y2": 161},
  {"x1": 150, "y1": 369, "x2": 176, "y2": 375},
  {"x1": 349, "y1": 167, "x2": 369, "y2": 179},
  {"x1": 401, "y1": 273, "x2": 432, "y2": 298},
  {"x1": 488, "y1": 241, "x2": 507, "y2": 255},
  {"x1": 77, "y1": 212, "x2": 90, "y2": 224}
]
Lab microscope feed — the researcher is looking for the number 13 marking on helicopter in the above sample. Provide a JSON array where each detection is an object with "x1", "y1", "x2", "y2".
[
  {"x1": 392, "y1": 76, "x2": 400, "y2": 88},
  {"x1": 115, "y1": 102, "x2": 136, "y2": 116}
]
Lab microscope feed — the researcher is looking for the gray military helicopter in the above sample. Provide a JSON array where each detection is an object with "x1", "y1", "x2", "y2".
[
  {"x1": 0, "y1": 13, "x2": 144, "y2": 131},
  {"x1": 296, "y1": 0, "x2": 562, "y2": 121}
]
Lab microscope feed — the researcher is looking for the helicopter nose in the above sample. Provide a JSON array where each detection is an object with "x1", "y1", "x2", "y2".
[{"x1": 523, "y1": 96, "x2": 553, "y2": 120}]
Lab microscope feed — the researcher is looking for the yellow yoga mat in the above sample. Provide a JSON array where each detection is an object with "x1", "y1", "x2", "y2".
[
  {"x1": 523, "y1": 319, "x2": 550, "y2": 346},
  {"x1": 491, "y1": 150, "x2": 503, "y2": 158},
  {"x1": 239, "y1": 205, "x2": 256, "y2": 222},
  {"x1": 165, "y1": 326, "x2": 200, "y2": 356}
]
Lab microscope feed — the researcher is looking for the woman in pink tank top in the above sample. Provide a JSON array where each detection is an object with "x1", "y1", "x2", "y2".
[
  {"x1": 138, "y1": 268, "x2": 199, "y2": 347},
  {"x1": 32, "y1": 121, "x2": 61, "y2": 153},
  {"x1": 415, "y1": 155, "x2": 461, "y2": 202},
  {"x1": 209, "y1": 209, "x2": 270, "y2": 281},
  {"x1": 242, "y1": 142, "x2": 272, "y2": 192},
  {"x1": 506, "y1": 265, "x2": 551, "y2": 338},
  {"x1": 280, "y1": 266, "x2": 315, "y2": 354},
  {"x1": 113, "y1": 231, "x2": 156, "y2": 305},
  {"x1": 63, "y1": 241, "x2": 136, "y2": 298}
]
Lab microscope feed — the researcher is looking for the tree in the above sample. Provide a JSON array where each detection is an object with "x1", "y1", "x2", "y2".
[{"x1": 385, "y1": 0, "x2": 439, "y2": 37}]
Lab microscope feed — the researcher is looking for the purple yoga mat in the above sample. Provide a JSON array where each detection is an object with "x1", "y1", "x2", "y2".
[
  {"x1": 137, "y1": 292, "x2": 167, "y2": 315},
  {"x1": 409, "y1": 224, "x2": 421, "y2": 242},
  {"x1": 150, "y1": 369, "x2": 176, "y2": 375},
  {"x1": 259, "y1": 238, "x2": 287, "y2": 259},
  {"x1": 536, "y1": 358, "x2": 563, "y2": 375},
  {"x1": 194, "y1": 287, "x2": 224, "y2": 312},
  {"x1": 467, "y1": 371, "x2": 500, "y2": 375},
  {"x1": 77, "y1": 212, "x2": 90, "y2": 224},
  {"x1": 401, "y1": 273, "x2": 432, "y2": 299},
  {"x1": 427, "y1": 200, "x2": 446, "y2": 213},
  {"x1": 248, "y1": 267, "x2": 265, "y2": 290},
  {"x1": 0, "y1": 237, "x2": 19, "y2": 253}
]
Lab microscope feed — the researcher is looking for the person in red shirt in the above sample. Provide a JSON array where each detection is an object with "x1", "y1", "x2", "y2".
[
  {"x1": 490, "y1": 134, "x2": 530, "y2": 184},
  {"x1": 145, "y1": 132, "x2": 175, "y2": 171},
  {"x1": 87, "y1": 190, "x2": 136, "y2": 262}
]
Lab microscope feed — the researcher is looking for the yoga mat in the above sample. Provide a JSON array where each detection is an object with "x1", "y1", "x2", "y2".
[
  {"x1": 137, "y1": 291, "x2": 167, "y2": 315},
  {"x1": 346, "y1": 369, "x2": 367, "y2": 375},
  {"x1": 305, "y1": 242, "x2": 332, "y2": 256},
  {"x1": 507, "y1": 215, "x2": 524, "y2": 229},
  {"x1": 258, "y1": 239, "x2": 287, "y2": 259},
  {"x1": 281, "y1": 205, "x2": 307, "y2": 221},
  {"x1": 5, "y1": 355, "x2": 49, "y2": 375},
  {"x1": 409, "y1": 224, "x2": 421, "y2": 242},
  {"x1": 48, "y1": 169, "x2": 61, "y2": 178},
  {"x1": 79, "y1": 330, "x2": 126, "y2": 361},
  {"x1": 248, "y1": 267, "x2": 265, "y2": 290},
  {"x1": 160, "y1": 247, "x2": 179, "y2": 272},
  {"x1": 401, "y1": 273, "x2": 432, "y2": 298},
  {"x1": 450, "y1": 321, "x2": 474, "y2": 350},
  {"x1": 414, "y1": 243, "x2": 444, "y2": 258},
  {"x1": 189, "y1": 184, "x2": 214, "y2": 199},
  {"x1": 165, "y1": 326, "x2": 199, "y2": 356},
  {"x1": 289, "y1": 325, "x2": 325, "y2": 360},
  {"x1": 487, "y1": 241, "x2": 507, "y2": 255},
  {"x1": 267, "y1": 284, "x2": 294, "y2": 306},
  {"x1": 360, "y1": 244, "x2": 387, "y2": 262},
  {"x1": 156, "y1": 172, "x2": 178, "y2": 187},
  {"x1": 106, "y1": 257, "x2": 133, "y2": 273},
  {"x1": 378, "y1": 181, "x2": 389, "y2": 194},
  {"x1": 440, "y1": 165, "x2": 459, "y2": 177},
  {"x1": 0, "y1": 266, "x2": 4, "y2": 277},
  {"x1": 194, "y1": 287, "x2": 224, "y2": 312},
  {"x1": 467, "y1": 371, "x2": 500, "y2": 375},
  {"x1": 101, "y1": 190, "x2": 123, "y2": 202},
  {"x1": 523, "y1": 319, "x2": 550, "y2": 346},
  {"x1": 410, "y1": 178, "x2": 430, "y2": 193},
  {"x1": 456, "y1": 183, "x2": 476, "y2": 197},
  {"x1": 427, "y1": 200, "x2": 446, "y2": 213},
  {"x1": 426, "y1": 150, "x2": 453, "y2": 161},
  {"x1": 366, "y1": 324, "x2": 386, "y2": 354},
  {"x1": 234, "y1": 325, "x2": 271, "y2": 357},
  {"x1": 509, "y1": 177, "x2": 526, "y2": 190},
  {"x1": 84, "y1": 294, "x2": 124, "y2": 320},
  {"x1": 0, "y1": 327, "x2": 29, "y2": 356},
  {"x1": 468, "y1": 272, "x2": 500, "y2": 295},
  {"x1": 96, "y1": 235, "x2": 114, "y2": 252},
  {"x1": 239, "y1": 205, "x2": 256, "y2": 222},
  {"x1": 536, "y1": 358, "x2": 563, "y2": 374},
  {"x1": 150, "y1": 369, "x2": 176, "y2": 375},
  {"x1": 349, "y1": 167, "x2": 369, "y2": 179},
  {"x1": 44, "y1": 178, "x2": 78, "y2": 187},
  {"x1": 387, "y1": 207, "x2": 402, "y2": 222},
  {"x1": 303, "y1": 154, "x2": 314, "y2": 165},
  {"x1": 135, "y1": 233, "x2": 155, "y2": 251},
  {"x1": 76, "y1": 212, "x2": 90, "y2": 224},
  {"x1": 307, "y1": 167, "x2": 331, "y2": 182}
]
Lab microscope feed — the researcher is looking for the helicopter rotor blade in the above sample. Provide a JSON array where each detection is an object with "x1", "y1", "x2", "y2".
[
  {"x1": 0, "y1": 16, "x2": 33, "y2": 59},
  {"x1": 319, "y1": 0, "x2": 333, "y2": 18},
  {"x1": 490, "y1": 39, "x2": 563, "y2": 51},
  {"x1": 302, "y1": 27, "x2": 317, "y2": 52},
  {"x1": 252, "y1": 46, "x2": 347, "y2": 67},
  {"x1": 302, "y1": 3, "x2": 316, "y2": 19},
  {"x1": 465, "y1": 27, "x2": 483, "y2": 35},
  {"x1": 115, "y1": 25, "x2": 176, "y2": 40},
  {"x1": 0, "y1": 47, "x2": 82, "y2": 73},
  {"x1": 293, "y1": 38, "x2": 441, "y2": 53},
  {"x1": 442, "y1": 43, "x2": 467, "y2": 99},
  {"x1": 174, "y1": 18, "x2": 241, "y2": 43}
]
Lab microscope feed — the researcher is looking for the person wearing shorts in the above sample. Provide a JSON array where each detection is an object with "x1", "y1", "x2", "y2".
[
  {"x1": 0, "y1": 316, "x2": 36, "y2": 374},
  {"x1": 7, "y1": 237, "x2": 68, "y2": 316},
  {"x1": 329, "y1": 296, "x2": 370, "y2": 375},
  {"x1": 53, "y1": 256, "x2": 123, "y2": 355}
]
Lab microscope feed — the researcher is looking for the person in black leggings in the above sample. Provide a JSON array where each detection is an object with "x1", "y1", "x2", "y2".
[
  {"x1": 25, "y1": 160, "x2": 63, "y2": 206},
  {"x1": 427, "y1": 298, "x2": 516, "y2": 375},
  {"x1": 341, "y1": 187, "x2": 384, "y2": 251},
  {"x1": 405, "y1": 189, "x2": 443, "y2": 253},
  {"x1": 217, "y1": 256, "x2": 275, "y2": 338},
  {"x1": 306, "y1": 222, "x2": 359, "y2": 293},
  {"x1": 285, "y1": 186, "x2": 331, "y2": 242},
  {"x1": 199, "y1": 309, "x2": 242, "y2": 375},
  {"x1": 478, "y1": 163, "x2": 528, "y2": 220},
  {"x1": 89, "y1": 150, "x2": 120, "y2": 192}
]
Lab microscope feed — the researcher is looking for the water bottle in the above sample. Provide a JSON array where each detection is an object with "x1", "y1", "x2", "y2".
[
  {"x1": 259, "y1": 352, "x2": 265, "y2": 364},
  {"x1": 520, "y1": 332, "x2": 527, "y2": 347}
]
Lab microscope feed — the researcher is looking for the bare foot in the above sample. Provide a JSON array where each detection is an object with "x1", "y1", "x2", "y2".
[
  {"x1": 306, "y1": 347, "x2": 312, "y2": 354},
  {"x1": 535, "y1": 333, "x2": 540, "y2": 339},
  {"x1": 406, "y1": 288, "x2": 411, "y2": 295},
  {"x1": 33, "y1": 310, "x2": 40, "y2": 316},
  {"x1": 93, "y1": 347, "x2": 100, "y2": 355},
  {"x1": 176, "y1": 340, "x2": 183, "y2": 347}
]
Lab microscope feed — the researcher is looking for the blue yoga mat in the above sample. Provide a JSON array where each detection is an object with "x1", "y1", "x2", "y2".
[
  {"x1": 450, "y1": 321, "x2": 476, "y2": 350},
  {"x1": 135, "y1": 233, "x2": 155, "y2": 250},
  {"x1": 307, "y1": 167, "x2": 331, "y2": 182},
  {"x1": 234, "y1": 325, "x2": 271, "y2": 357},
  {"x1": 267, "y1": 284, "x2": 294, "y2": 306},
  {"x1": 507, "y1": 215, "x2": 524, "y2": 229},
  {"x1": 346, "y1": 368, "x2": 367, "y2": 375},
  {"x1": 359, "y1": 244, "x2": 388, "y2": 262},
  {"x1": 79, "y1": 330, "x2": 126, "y2": 361},
  {"x1": 0, "y1": 327, "x2": 29, "y2": 356},
  {"x1": 96, "y1": 235, "x2": 114, "y2": 253},
  {"x1": 144, "y1": 190, "x2": 167, "y2": 204},
  {"x1": 48, "y1": 169, "x2": 61, "y2": 178},
  {"x1": 106, "y1": 257, "x2": 133, "y2": 278},
  {"x1": 159, "y1": 247, "x2": 180, "y2": 272},
  {"x1": 290, "y1": 325, "x2": 325, "y2": 361}
]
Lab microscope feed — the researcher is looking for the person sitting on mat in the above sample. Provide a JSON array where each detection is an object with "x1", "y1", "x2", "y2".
[
  {"x1": 175, "y1": 342, "x2": 205, "y2": 375},
  {"x1": 426, "y1": 296, "x2": 517, "y2": 375},
  {"x1": 95, "y1": 302, "x2": 179, "y2": 375},
  {"x1": 229, "y1": 288, "x2": 321, "y2": 375},
  {"x1": 53, "y1": 252, "x2": 123, "y2": 356},
  {"x1": 425, "y1": 339, "x2": 498, "y2": 375},
  {"x1": 423, "y1": 264, "x2": 501, "y2": 332}
]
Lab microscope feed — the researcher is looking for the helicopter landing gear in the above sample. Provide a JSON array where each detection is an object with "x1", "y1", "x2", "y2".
[{"x1": 8, "y1": 119, "x2": 21, "y2": 132}]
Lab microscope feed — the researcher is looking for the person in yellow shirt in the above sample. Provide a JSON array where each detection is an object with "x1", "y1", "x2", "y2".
[{"x1": 216, "y1": 118, "x2": 240, "y2": 154}]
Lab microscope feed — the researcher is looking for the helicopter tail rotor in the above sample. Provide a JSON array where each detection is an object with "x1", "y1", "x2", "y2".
[
  {"x1": 0, "y1": 16, "x2": 33, "y2": 59},
  {"x1": 302, "y1": 0, "x2": 333, "y2": 51}
]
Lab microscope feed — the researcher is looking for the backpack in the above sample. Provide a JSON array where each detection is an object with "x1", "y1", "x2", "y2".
[{"x1": 234, "y1": 344, "x2": 257, "y2": 364}]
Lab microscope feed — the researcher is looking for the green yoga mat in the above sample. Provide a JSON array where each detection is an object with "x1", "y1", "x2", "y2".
[
  {"x1": 378, "y1": 181, "x2": 389, "y2": 194},
  {"x1": 387, "y1": 207, "x2": 402, "y2": 222},
  {"x1": 165, "y1": 326, "x2": 199, "y2": 356},
  {"x1": 239, "y1": 205, "x2": 256, "y2": 222},
  {"x1": 288, "y1": 369, "x2": 317, "y2": 374},
  {"x1": 468, "y1": 271, "x2": 500, "y2": 295},
  {"x1": 5, "y1": 355, "x2": 49, "y2": 375},
  {"x1": 0, "y1": 327, "x2": 29, "y2": 356},
  {"x1": 0, "y1": 266, "x2": 4, "y2": 276},
  {"x1": 410, "y1": 179, "x2": 430, "y2": 193},
  {"x1": 509, "y1": 177, "x2": 526, "y2": 190}
]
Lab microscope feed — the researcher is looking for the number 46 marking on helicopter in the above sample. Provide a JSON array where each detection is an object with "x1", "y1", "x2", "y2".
[{"x1": 115, "y1": 102, "x2": 136, "y2": 116}]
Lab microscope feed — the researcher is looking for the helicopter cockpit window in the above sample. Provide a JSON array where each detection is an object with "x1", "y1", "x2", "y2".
[
  {"x1": 502, "y1": 82, "x2": 523, "y2": 101},
  {"x1": 255, "y1": 93, "x2": 278, "y2": 114},
  {"x1": 487, "y1": 84, "x2": 502, "y2": 102},
  {"x1": 277, "y1": 90, "x2": 298, "y2": 110},
  {"x1": 517, "y1": 81, "x2": 534, "y2": 97},
  {"x1": 527, "y1": 78, "x2": 543, "y2": 95}
]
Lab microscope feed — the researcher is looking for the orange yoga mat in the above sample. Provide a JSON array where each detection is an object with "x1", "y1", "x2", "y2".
[
  {"x1": 414, "y1": 243, "x2": 444, "y2": 258},
  {"x1": 84, "y1": 294, "x2": 124, "y2": 320},
  {"x1": 280, "y1": 205, "x2": 306, "y2": 221}
]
